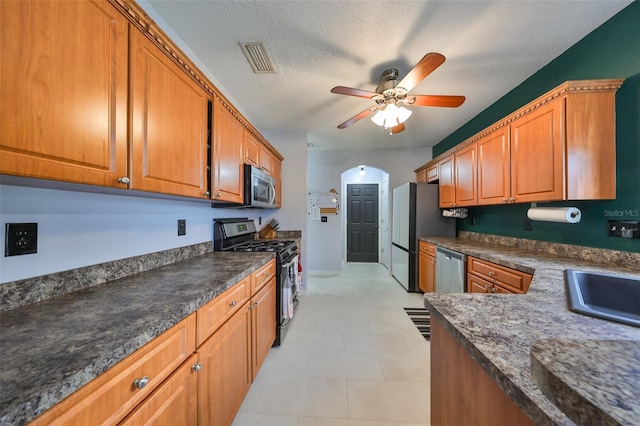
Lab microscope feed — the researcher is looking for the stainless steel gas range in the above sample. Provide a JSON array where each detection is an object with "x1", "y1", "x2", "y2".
[{"x1": 214, "y1": 218, "x2": 299, "y2": 346}]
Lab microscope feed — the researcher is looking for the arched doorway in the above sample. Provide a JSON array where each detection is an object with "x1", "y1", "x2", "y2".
[{"x1": 341, "y1": 165, "x2": 390, "y2": 268}]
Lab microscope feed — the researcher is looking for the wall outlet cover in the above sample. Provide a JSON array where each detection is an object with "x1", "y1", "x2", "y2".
[
  {"x1": 5, "y1": 223, "x2": 38, "y2": 256},
  {"x1": 177, "y1": 219, "x2": 186, "y2": 236}
]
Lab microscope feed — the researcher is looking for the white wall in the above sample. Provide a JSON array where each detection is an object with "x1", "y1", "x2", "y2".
[
  {"x1": 0, "y1": 184, "x2": 280, "y2": 283},
  {"x1": 306, "y1": 146, "x2": 432, "y2": 273}
]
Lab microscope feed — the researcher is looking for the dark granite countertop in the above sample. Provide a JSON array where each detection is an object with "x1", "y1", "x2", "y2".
[
  {"x1": 0, "y1": 251, "x2": 274, "y2": 425},
  {"x1": 531, "y1": 339, "x2": 640, "y2": 426},
  {"x1": 421, "y1": 237, "x2": 640, "y2": 426}
]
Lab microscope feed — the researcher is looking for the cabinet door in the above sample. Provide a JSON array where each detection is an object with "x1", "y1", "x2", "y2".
[
  {"x1": 212, "y1": 97, "x2": 244, "y2": 203},
  {"x1": 438, "y1": 156, "x2": 455, "y2": 208},
  {"x1": 477, "y1": 128, "x2": 511, "y2": 205},
  {"x1": 510, "y1": 99, "x2": 564, "y2": 203},
  {"x1": 453, "y1": 142, "x2": 477, "y2": 206},
  {"x1": 426, "y1": 164, "x2": 439, "y2": 183},
  {"x1": 0, "y1": 0, "x2": 128, "y2": 187},
  {"x1": 251, "y1": 278, "x2": 276, "y2": 380},
  {"x1": 272, "y1": 157, "x2": 282, "y2": 208},
  {"x1": 419, "y1": 252, "x2": 436, "y2": 293},
  {"x1": 120, "y1": 354, "x2": 198, "y2": 426},
  {"x1": 243, "y1": 132, "x2": 261, "y2": 167},
  {"x1": 416, "y1": 168, "x2": 427, "y2": 183},
  {"x1": 197, "y1": 303, "x2": 251, "y2": 426},
  {"x1": 259, "y1": 144, "x2": 275, "y2": 175},
  {"x1": 130, "y1": 29, "x2": 208, "y2": 198}
]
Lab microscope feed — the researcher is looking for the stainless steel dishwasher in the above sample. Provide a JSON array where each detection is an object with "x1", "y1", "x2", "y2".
[{"x1": 435, "y1": 247, "x2": 466, "y2": 293}]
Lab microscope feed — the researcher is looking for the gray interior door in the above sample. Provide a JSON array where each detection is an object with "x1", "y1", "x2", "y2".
[{"x1": 347, "y1": 184, "x2": 379, "y2": 262}]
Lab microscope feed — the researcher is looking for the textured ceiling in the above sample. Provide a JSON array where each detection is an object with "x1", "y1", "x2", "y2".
[{"x1": 141, "y1": 0, "x2": 631, "y2": 150}]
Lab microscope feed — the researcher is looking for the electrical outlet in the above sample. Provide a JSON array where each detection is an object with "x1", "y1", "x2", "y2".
[
  {"x1": 177, "y1": 219, "x2": 186, "y2": 236},
  {"x1": 608, "y1": 220, "x2": 639, "y2": 238},
  {"x1": 5, "y1": 223, "x2": 38, "y2": 256},
  {"x1": 523, "y1": 217, "x2": 532, "y2": 231}
]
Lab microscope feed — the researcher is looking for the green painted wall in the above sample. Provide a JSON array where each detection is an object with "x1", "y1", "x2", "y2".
[{"x1": 433, "y1": 2, "x2": 640, "y2": 253}]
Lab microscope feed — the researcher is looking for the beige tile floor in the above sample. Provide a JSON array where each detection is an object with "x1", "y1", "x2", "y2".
[{"x1": 232, "y1": 263, "x2": 430, "y2": 426}]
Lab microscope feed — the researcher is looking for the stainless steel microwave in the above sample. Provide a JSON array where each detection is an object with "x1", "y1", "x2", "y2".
[{"x1": 244, "y1": 164, "x2": 276, "y2": 208}]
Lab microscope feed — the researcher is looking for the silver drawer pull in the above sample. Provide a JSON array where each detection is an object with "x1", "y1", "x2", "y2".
[
  {"x1": 133, "y1": 376, "x2": 149, "y2": 389},
  {"x1": 192, "y1": 363, "x2": 202, "y2": 372},
  {"x1": 229, "y1": 300, "x2": 237, "y2": 307}
]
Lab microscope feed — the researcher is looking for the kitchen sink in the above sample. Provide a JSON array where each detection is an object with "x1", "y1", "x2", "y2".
[{"x1": 565, "y1": 269, "x2": 640, "y2": 327}]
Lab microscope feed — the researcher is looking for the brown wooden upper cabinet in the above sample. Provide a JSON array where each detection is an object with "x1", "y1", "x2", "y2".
[
  {"x1": 212, "y1": 97, "x2": 245, "y2": 204},
  {"x1": 478, "y1": 101, "x2": 564, "y2": 205},
  {"x1": 243, "y1": 132, "x2": 261, "y2": 167},
  {"x1": 0, "y1": 0, "x2": 129, "y2": 187},
  {"x1": 477, "y1": 83, "x2": 621, "y2": 205},
  {"x1": 426, "y1": 79, "x2": 623, "y2": 207},
  {"x1": 130, "y1": 29, "x2": 209, "y2": 198},
  {"x1": 1, "y1": 0, "x2": 284, "y2": 205},
  {"x1": 439, "y1": 142, "x2": 477, "y2": 208}
]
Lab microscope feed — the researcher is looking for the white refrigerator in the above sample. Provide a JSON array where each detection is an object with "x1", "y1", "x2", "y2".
[{"x1": 391, "y1": 182, "x2": 456, "y2": 292}]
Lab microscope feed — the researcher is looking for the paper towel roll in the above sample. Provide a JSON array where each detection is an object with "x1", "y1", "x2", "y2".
[{"x1": 526, "y1": 207, "x2": 581, "y2": 223}]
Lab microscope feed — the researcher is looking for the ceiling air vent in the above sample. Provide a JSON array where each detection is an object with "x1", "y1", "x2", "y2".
[{"x1": 240, "y1": 42, "x2": 276, "y2": 74}]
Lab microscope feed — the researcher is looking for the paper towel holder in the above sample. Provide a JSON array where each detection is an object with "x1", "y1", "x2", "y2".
[{"x1": 526, "y1": 204, "x2": 582, "y2": 224}]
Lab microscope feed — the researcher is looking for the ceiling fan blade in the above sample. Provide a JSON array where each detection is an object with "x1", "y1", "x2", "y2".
[
  {"x1": 337, "y1": 106, "x2": 378, "y2": 129},
  {"x1": 397, "y1": 52, "x2": 446, "y2": 92},
  {"x1": 390, "y1": 123, "x2": 405, "y2": 134},
  {"x1": 331, "y1": 86, "x2": 378, "y2": 99},
  {"x1": 408, "y1": 95, "x2": 466, "y2": 108}
]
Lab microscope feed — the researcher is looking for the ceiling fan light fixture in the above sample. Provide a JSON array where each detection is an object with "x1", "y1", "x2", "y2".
[{"x1": 370, "y1": 103, "x2": 412, "y2": 128}]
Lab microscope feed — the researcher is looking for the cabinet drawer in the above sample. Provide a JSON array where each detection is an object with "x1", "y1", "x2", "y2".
[
  {"x1": 30, "y1": 314, "x2": 196, "y2": 426},
  {"x1": 197, "y1": 276, "x2": 251, "y2": 346},
  {"x1": 467, "y1": 257, "x2": 532, "y2": 294},
  {"x1": 251, "y1": 259, "x2": 276, "y2": 295},
  {"x1": 419, "y1": 241, "x2": 436, "y2": 257},
  {"x1": 467, "y1": 273, "x2": 515, "y2": 294}
]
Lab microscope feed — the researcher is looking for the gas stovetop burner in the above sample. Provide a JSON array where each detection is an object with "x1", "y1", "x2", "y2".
[{"x1": 230, "y1": 240, "x2": 296, "y2": 252}]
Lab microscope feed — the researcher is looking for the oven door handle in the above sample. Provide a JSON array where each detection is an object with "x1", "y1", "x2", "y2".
[{"x1": 281, "y1": 254, "x2": 299, "y2": 269}]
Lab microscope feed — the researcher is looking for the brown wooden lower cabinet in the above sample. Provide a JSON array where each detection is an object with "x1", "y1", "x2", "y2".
[
  {"x1": 467, "y1": 256, "x2": 532, "y2": 294},
  {"x1": 29, "y1": 260, "x2": 277, "y2": 426},
  {"x1": 120, "y1": 353, "x2": 199, "y2": 426},
  {"x1": 431, "y1": 317, "x2": 533, "y2": 425},
  {"x1": 197, "y1": 300, "x2": 252, "y2": 426},
  {"x1": 251, "y1": 278, "x2": 276, "y2": 381},
  {"x1": 29, "y1": 314, "x2": 196, "y2": 426},
  {"x1": 418, "y1": 241, "x2": 437, "y2": 293}
]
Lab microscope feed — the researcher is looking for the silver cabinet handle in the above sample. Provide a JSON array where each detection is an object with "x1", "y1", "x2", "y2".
[
  {"x1": 492, "y1": 287, "x2": 498, "y2": 293},
  {"x1": 192, "y1": 363, "x2": 202, "y2": 372},
  {"x1": 509, "y1": 197, "x2": 516, "y2": 203},
  {"x1": 502, "y1": 198, "x2": 508, "y2": 203},
  {"x1": 118, "y1": 177, "x2": 130, "y2": 184},
  {"x1": 488, "y1": 271, "x2": 495, "y2": 276},
  {"x1": 133, "y1": 376, "x2": 149, "y2": 389},
  {"x1": 215, "y1": 192, "x2": 222, "y2": 198},
  {"x1": 203, "y1": 191, "x2": 210, "y2": 197},
  {"x1": 229, "y1": 300, "x2": 237, "y2": 307}
]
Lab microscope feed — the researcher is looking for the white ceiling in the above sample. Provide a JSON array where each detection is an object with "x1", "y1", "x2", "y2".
[{"x1": 142, "y1": 0, "x2": 631, "y2": 151}]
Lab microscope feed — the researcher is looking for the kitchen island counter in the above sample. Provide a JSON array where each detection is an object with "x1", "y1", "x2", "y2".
[
  {"x1": 422, "y1": 236, "x2": 640, "y2": 425},
  {"x1": 0, "y1": 251, "x2": 274, "y2": 425}
]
